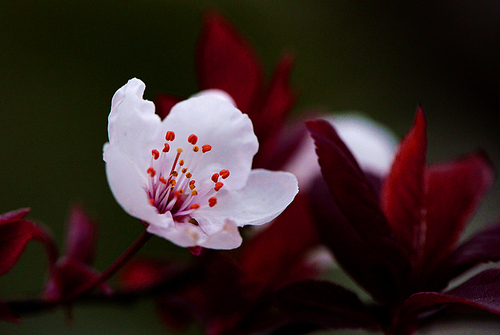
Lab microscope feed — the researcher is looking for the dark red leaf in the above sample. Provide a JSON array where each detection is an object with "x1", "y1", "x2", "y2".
[
  {"x1": 0, "y1": 214, "x2": 58, "y2": 276},
  {"x1": 275, "y1": 280, "x2": 380, "y2": 330},
  {"x1": 44, "y1": 258, "x2": 109, "y2": 301},
  {"x1": 399, "y1": 268, "x2": 500, "y2": 326},
  {"x1": 430, "y1": 220, "x2": 500, "y2": 291},
  {"x1": 0, "y1": 208, "x2": 30, "y2": 224},
  {"x1": 306, "y1": 120, "x2": 408, "y2": 274},
  {"x1": 119, "y1": 258, "x2": 172, "y2": 291},
  {"x1": 238, "y1": 194, "x2": 319, "y2": 286},
  {"x1": 0, "y1": 299, "x2": 20, "y2": 323},
  {"x1": 196, "y1": 11, "x2": 263, "y2": 114},
  {"x1": 64, "y1": 204, "x2": 97, "y2": 266},
  {"x1": 252, "y1": 53, "x2": 297, "y2": 166},
  {"x1": 423, "y1": 151, "x2": 495, "y2": 271},
  {"x1": 308, "y1": 177, "x2": 403, "y2": 304},
  {"x1": 380, "y1": 108, "x2": 427, "y2": 260},
  {"x1": 154, "y1": 94, "x2": 183, "y2": 120}
]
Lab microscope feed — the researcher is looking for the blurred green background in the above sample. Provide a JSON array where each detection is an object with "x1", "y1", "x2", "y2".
[{"x1": 1, "y1": 1, "x2": 499, "y2": 334}]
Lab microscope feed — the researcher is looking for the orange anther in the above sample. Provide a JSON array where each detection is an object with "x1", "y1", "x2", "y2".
[
  {"x1": 186, "y1": 172, "x2": 192, "y2": 178},
  {"x1": 214, "y1": 182, "x2": 224, "y2": 191},
  {"x1": 189, "y1": 183, "x2": 196, "y2": 190},
  {"x1": 159, "y1": 176, "x2": 167, "y2": 184},
  {"x1": 147, "y1": 167, "x2": 156, "y2": 177},
  {"x1": 165, "y1": 131, "x2": 175, "y2": 141},
  {"x1": 163, "y1": 143, "x2": 170, "y2": 152},
  {"x1": 202, "y1": 145, "x2": 212, "y2": 153},
  {"x1": 179, "y1": 159, "x2": 185, "y2": 166},
  {"x1": 189, "y1": 204, "x2": 200, "y2": 210},
  {"x1": 177, "y1": 148, "x2": 183, "y2": 154},
  {"x1": 211, "y1": 173, "x2": 219, "y2": 183},
  {"x1": 193, "y1": 146, "x2": 199, "y2": 152},
  {"x1": 188, "y1": 134, "x2": 198, "y2": 145},
  {"x1": 171, "y1": 171, "x2": 178, "y2": 177},
  {"x1": 208, "y1": 197, "x2": 217, "y2": 207},
  {"x1": 189, "y1": 180, "x2": 195, "y2": 186},
  {"x1": 152, "y1": 149, "x2": 160, "y2": 160},
  {"x1": 219, "y1": 169, "x2": 230, "y2": 179},
  {"x1": 191, "y1": 190, "x2": 198, "y2": 195}
]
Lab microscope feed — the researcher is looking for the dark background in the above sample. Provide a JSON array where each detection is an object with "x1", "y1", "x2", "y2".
[{"x1": 1, "y1": 1, "x2": 499, "y2": 334}]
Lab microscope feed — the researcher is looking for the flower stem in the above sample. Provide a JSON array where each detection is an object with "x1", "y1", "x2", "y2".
[{"x1": 60, "y1": 230, "x2": 153, "y2": 304}]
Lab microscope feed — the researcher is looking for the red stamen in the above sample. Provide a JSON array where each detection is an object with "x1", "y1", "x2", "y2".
[
  {"x1": 189, "y1": 204, "x2": 200, "y2": 210},
  {"x1": 159, "y1": 176, "x2": 167, "y2": 184},
  {"x1": 163, "y1": 143, "x2": 170, "y2": 152},
  {"x1": 149, "y1": 198, "x2": 155, "y2": 205},
  {"x1": 152, "y1": 149, "x2": 160, "y2": 160},
  {"x1": 214, "y1": 182, "x2": 224, "y2": 191},
  {"x1": 211, "y1": 173, "x2": 219, "y2": 183},
  {"x1": 219, "y1": 169, "x2": 230, "y2": 179},
  {"x1": 165, "y1": 131, "x2": 175, "y2": 141},
  {"x1": 188, "y1": 134, "x2": 198, "y2": 145},
  {"x1": 202, "y1": 145, "x2": 212, "y2": 153},
  {"x1": 147, "y1": 167, "x2": 156, "y2": 177},
  {"x1": 208, "y1": 197, "x2": 217, "y2": 207}
]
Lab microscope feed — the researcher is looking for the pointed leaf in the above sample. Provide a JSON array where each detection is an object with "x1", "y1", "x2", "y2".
[
  {"x1": 252, "y1": 53, "x2": 297, "y2": 165},
  {"x1": 306, "y1": 120, "x2": 408, "y2": 272},
  {"x1": 154, "y1": 94, "x2": 182, "y2": 120},
  {"x1": 380, "y1": 108, "x2": 427, "y2": 259},
  {"x1": 430, "y1": 220, "x2": 500, "y2": 290},
  {"x1": 400, "y1": 268, "x2": 500, "y2": 326},
  {"x1": 64, "y1": 204, "x2": 97, "y2": 266},
  {"x1": 196, "y1": 11, "x2": 263, "y2": 114},
  {"x1": 423, "y1": 151, "x2": 495, "y2": 270},
  {"x1": 275, "y1": 280, "x2": 379, "y2": 330},
  {"x1": 308, "y1": 177, "x2": 403, "y2": 304},
  {"x1": 0, "y1": 215, "x2": 58, "y2": 276},
  {"x1": 239, "y1": 194, "x2": 319, "y2": 286},
  {"x1": 0, "y1": 208, "x2": 30, "y2": 224}
]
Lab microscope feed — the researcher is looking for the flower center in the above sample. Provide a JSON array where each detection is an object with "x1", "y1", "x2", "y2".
[{"x1": 144, "y1": 131, "x2": 230, "y2": 220}]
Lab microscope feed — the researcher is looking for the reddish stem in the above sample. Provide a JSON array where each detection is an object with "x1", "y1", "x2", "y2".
[{"x1": 59, "y1": 230, "x2": 152, "y2": 303}]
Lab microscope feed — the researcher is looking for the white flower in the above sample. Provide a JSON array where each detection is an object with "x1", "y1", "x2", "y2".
[{"x1": 103, "y1": 78, "x2": 298, "y2": 249}]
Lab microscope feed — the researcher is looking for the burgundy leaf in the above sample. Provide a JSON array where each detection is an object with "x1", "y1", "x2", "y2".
[
  {"x1": 0, "y1": 208, "x2": 30, "y2": 223},
  {"x1": 430, "y1": 220, "x2": 500, "y2": 291},
  {"x1": 44, "y1": 258, "x2": 109, "y2": 301},
  {"x1": 154, "y1": 94, "x2": 183, "y2": 120},
  {"x1": 380, "y1": 108, "x2": 427, "y2": 260},
  {"x1": 308, "y1": 177, "x2": 403, "y2": 304},
  {"x1": 0, "y1": 211, "x2": 58, "y2": 276},
  {"x1": 238, "y1": 194, "x2": 319, "y2": 286},
  {"x1": 252, "y1": 53, "x2": 297, "y2": 167},
  {"x1": 399, "y1": 268, "x2": 500, "y2": 328},
  {"x1": 64, "y1": 204, "x2": 97, "y2": 266},
  {"x1": 196, "y1": 11, "x2": 263, "y2": 114},
  {"x1": 306, "y1": 120, "x2": 408, "y2": 273},
  {"x1": 423, "y1": 151, "x2": 495, "y2": 271},
  {"x1": 275, "y1": 280, "x2": 380, "y2": 330},
  {"x1": 0, "y1": 299, "x2": 20, "y2": 323}
]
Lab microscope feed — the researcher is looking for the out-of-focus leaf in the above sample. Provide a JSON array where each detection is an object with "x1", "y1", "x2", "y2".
[
  {"x1": 64, "y1": 204, "x2": 98, "y2": 266},
  {"x1": 196, "y1": 11, "x2": 263, "y2": 115},
  {"x1": 154, "y1": 94, "x2": 182, "y2": 120},
  {"x1": 275, "y1": 280, "x2": 379, "y2": 330}
]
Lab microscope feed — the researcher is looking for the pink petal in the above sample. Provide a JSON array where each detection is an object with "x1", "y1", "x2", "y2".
[
  {"x1": 196, "y1": 11, "x2": 263, "y2": 114},
  {"x1": 423, "y1": 151, "x2": 495, "y2": 271},
  {"x1": 380, "y1": 108, "x2": 427, "y2": 260}
]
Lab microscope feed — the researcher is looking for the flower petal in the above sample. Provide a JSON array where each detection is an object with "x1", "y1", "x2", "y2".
[
  {"x1": 162, "y1": 92, "x2": 258, "y2": 191},
  {"x1": 193, "y1": 169, "x2": 298, "y2": 234},
  {"x1": 196, "y1": 11, "x2": 263, "y2": 114},
  {"x1": 104, "y1": 142, "x2": 170, "y2": 227},
  {"x1": 200, "y1": 219, "x2": 242, "y2": 249},
  {"x1": 107, "y1": 78, "x2": 162, "y2": 173}
]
